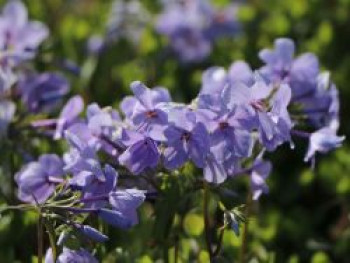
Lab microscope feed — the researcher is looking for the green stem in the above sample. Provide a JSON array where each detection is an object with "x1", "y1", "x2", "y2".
[
  {"x1": 203, "y1": 182, "x2": 214, "y2": 261},
  {"x1": 163, "y1": 244, "x2": 169, "y2": 263},
  {"x1": 0, "y1": 204, "x2": 36, "y2": 214},
  {"x1": 213, "y1": 226, "x2": 225, "y2": 257},
  {"x1": 38, "y1": 215, "x2": 44, "y2": 263},
  {"x1": 174, "y1": 235, "x2": 179, "y2": 263},
  {"x1": 44, "y1": 220, "x2": 57, "y2": 262},
  {"x1": 239, "y1": 192, "x2": 253, "y2": 263}
]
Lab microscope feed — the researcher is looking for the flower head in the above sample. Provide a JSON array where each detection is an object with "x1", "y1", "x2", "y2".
[
  {"x1": 19, "y1": 73, "x2": 69, "y2": 113},
  {"x1": 15, "y1": 154, "x2": 64, "y2": 204},
  {"x1": 250, "y1": 158, "x2": 272, "y2": 200},
  {"x1": 0, "y1": 0, "x2": 49, "y2": 64},
  {"x1": 118, "y1": 129, "x2": 160, "y2": 174},
  {"x1": 163, "y1": 108, "x2": 210, "y2": 169},
  {"x1": 45, "y1": 247, "x2": 98, "y2": 263},
  {"x1": 304, "y1": 127, "x2": 345, "y2": 163}
]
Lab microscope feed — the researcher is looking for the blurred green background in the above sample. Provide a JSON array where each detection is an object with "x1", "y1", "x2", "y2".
[{"x1": 0, "y1": 0, "x2": 349, "y2": 262}]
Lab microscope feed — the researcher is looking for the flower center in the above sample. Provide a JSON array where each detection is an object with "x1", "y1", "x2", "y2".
[
  {"x1": 219, "y1": 122, "x2": 229, "y2": 130},
  {"x1": 181, "y1": 132, "x2": 191, "y2": 142},
  {"x1": 251, "y1": 100, "x2": 267, "y2": 112},
  {"x1": 146, "y1": 110, "x2": 158, "y2": 118}
]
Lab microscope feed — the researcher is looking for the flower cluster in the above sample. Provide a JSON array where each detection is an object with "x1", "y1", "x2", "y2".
[
  {"x1": 15, "y1": 36, "x2": 344, "y2": 259},
  {"x1": 156, "y1": 0, "x2": 240, "y2": 62},
  {"x1": 0, "y1": 1, "x2": 345, "y2": 262},
  {"x1": 88, "y1": 0, "x2": 240, "y2": 62},
  {"x1": 87, "y1": 0, "x2": 150, "y2": 54},
  {"x1": 0, "y1": 1, "x2": 69, "y2": 138}
]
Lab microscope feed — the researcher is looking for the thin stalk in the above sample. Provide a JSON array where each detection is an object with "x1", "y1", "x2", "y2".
[
  {"x1": 38, "y1": 215, "x2": 44, "y2": 263},
  {"x1": 239, "y1": 192, "x2": 253, "y2": 263},
  {"x1": 174, "y1": 235, "x2": 179, "y2": 263},
  {"x1": 213, "y1": 226, "x2": 225, "y2": 257},
  {"x1": 163, "y1": 244, "x2": 169, "y2": 263},
  {"x1": 140, "y1": 173, "x2": 161, "y2": 193},
  {"x1": 291, "y1": 129, "x2": 311, "y2": 139},
  {"x1": 203, "y1": 182, "x2": 214, "y2": 261},
  {"x1": 0, "y1": 204, "x2": 35, "y2": 213},
  {"x1": 44, "y1": 220, "x2": 57, "y2": 262}
]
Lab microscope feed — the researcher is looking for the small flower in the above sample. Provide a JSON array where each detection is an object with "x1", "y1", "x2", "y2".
[
  {"x1": 304, "y1": 127, "x2": 345, "y2": 163},
  {"x1": 0, "y1": 66, "x2": 16, "y2": 94},
  {"x1": 64, "y1": 131, "x2": 105, "y2": 186},
  {"x1": 54, "y1": 95, "x2": 84, "y2": 140},
  {"x1": 199, "y1": 66, "x2": 227, "y2": 95},
  {"x1": 19, "y1": 73, "x2": 70, "y2": 113},
  {"x1": 106, "y1": 0, "x2": 150, "y2": 44},
  {"x1": 45, "y1": 247, "x2": 98, "y2": 263},
  {"x1": 15, "y1": 154, "x2": 64, "y2": 204},
  {"x1": 97, "y1": 209, "x2": 134, "y2": 229},
  {"x1": 0, "y1": 0, "x2": 49, "y2": 64},
  {"x1": 156, "y1": 0, "x2": 240, "y2": 63},
  {"x1": 108, "y1": 189, "x2": 145, "y2": 226},
  {"x1": 203, "y1": 153, "x2": 227, "y2": 184},
  {"x1": 222, "y1": 80, "x2": 293, "y2": 151},
  {"x1": 118, "y1": 129, "x2": 160, "y2": 175},
  {"x1": 163, "y1": 108, "x2": 210, "y2": 169},
  {"x1": 250, "y1": 158, "x2": 272, "y2": 200},
  {"x1": 75, "y1": 224, "x2": 109, "y2": 243},
  {"x1": 259, "y1": 38, "x2": 319, "y2": 100},
  {"x1": 124, "y1": 81, "x2": 171, "y2": 135}
]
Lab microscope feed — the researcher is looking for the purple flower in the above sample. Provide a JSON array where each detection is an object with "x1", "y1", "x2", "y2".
[
  {"x1": 203, "y1": 153, "x2": 227, "y2": 184},
  {"x1": 0, "y1": 0, "x2": 49, "y2": 63},
  {"x1": 0, "y1": 66, "x2": 16, "y2": 94},
  {"x1": 106, "y1": 0, "x2": 150, "y2": 44},
  {"x1": 157, "y1": 0, "x2": 240, "y2": 62},
  {"x1": 108, "y1": 189, "x2": 145, "y2": 226},
  {"x1": 259, "y1": 38, "x2": 319, "y2": 99},
  {"x1": 297, "y1": 72, "x2": 340, "y2": 130},
  {"x1": 199, "y1": 102, "x2": 253, "y2": 161},
  {"x1": 54, "y1": 95, "x2": 84, "y2": 140},
  {"x1": 250, "y1": 158, "x2": 272, "y2": 200},
  {"x1": 63, "y1": 103, "x2": 123, "y2": 158},
  {"x1": 86, "y1": 103, "x2": 124, "y2": 156},
  {"x1": 157, "y1": 0, "x2": 212, "y2": 37},
  {"x1": 79, "y1": 165, "x2": 117, "y2": 209},
  {"x1": 64, "y1": 131, "x2": 105, "y2": 188},
  {"x1": 199, "y1": 61, "x2": 254, "y2": 98},
  {"x1": 66, "y1": 123, "x2": 99, "y2": 149},
  {"x1": 97, "y1": 208, "x2": 135, "y2": 229},
  {"x1": 200, "y1": 66, "x2": 227, "y2": 95},
  {"x1": 15, "y1": 154, "x2": 64, "y2": 204},
  {"x1": 87, "y1": 35, "x2": 105, "y2": 55},
  {"x1": 163, "y1": 108, "x2": 210, "y2": 169},
  {"x1": 19, "y1": 73, "x2": 69, "y2": 113},
  {"x1": 204, "y1": 4, "x2": 240, "y2": 40},
  {"x1": 304, "y1": 127, "x2": 345, "y2": 163},
  {"x1": 0, "y1": 99, "x2": 15, "y2": 137},
  {"x1": 122, "y1": 81, "x2": 170, "y2": 134},
  {"x1": 223, "y1": 80, "x2": 293, "y2": 151},
  {"x1": 30, "y1": 95, "x2": 83, "y2": 140},
  {"x1": 118, "y1": 129, "x2": 160, "y2": 174},
  {"x1": 45, "y1": 247, "x2": 98, "y2": 263},
  {"x1": 156, "y1": 0, "x2": 213, "y2": 62},
  {"x1": 170, "y1": 27, "x2": 212, "y2": 63},
  {"x1": 75, "y1": 224, "x2": 109, "y2": 243},
  {"x1": 227, "y1": 61, "x2": 255, "y2": 86}
]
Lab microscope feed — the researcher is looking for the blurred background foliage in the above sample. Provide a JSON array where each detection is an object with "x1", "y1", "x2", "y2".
[{"x1": 0, "y1": 0, "x2": 350, "y2": 262}]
